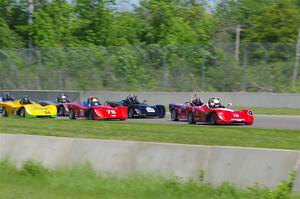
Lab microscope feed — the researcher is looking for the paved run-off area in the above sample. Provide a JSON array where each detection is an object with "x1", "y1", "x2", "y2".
[{"x1": 126, "y1": 113, "x2": 300, "y2": 131}]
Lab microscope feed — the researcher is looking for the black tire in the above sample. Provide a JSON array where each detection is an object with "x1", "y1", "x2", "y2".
[
  {"x1": 210, "y1": 112, "x2": 217, "y2": 125},
  {"x1": 20, "y1": 108, "x2": 25, "y2": 118},
  {"x1": 171, "y1": 110, "x2": 178, "y2": 121},
  {"x1": 2, "y1": 107, "x2": 7, "y2": 117},
  {"x1": 156, "y1": 105, "x2": 166, "y2": 118},
  {"x1": 128, "y1": 108, "x2": 134, "y2": 118},
  {"x1": 69, "y1": 109, "x2": 76, "y2": 120},
  {"x1": 87, "y1": 110, "x2": 94, "y2": 120},
  {"x1": 58, "y1": 106, "x2": 65, "y2": 116},
  {"x1": 188, "y1": 112, "x2": 195, "y2": 124}
]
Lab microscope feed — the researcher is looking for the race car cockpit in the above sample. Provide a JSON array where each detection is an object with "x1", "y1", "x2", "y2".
[
  {"x1": 190, "y1": 97, "x2": 203, "y2": 106},
  {"x1": 57, "y1": 93, "x2": 70, "y2": 103},
  {"x1": 87, "y1": 96, "x2": 101, "y2": 106},
  {"x1": 1, "y1": 92, "x2": 14, "y2": 102},
  {"x1": 20, "y1": 96, "x2": 33, "y2": 105},
  {"x1": 125, "y1": 95, "x2": 140, "y2": 105},
  {"x1": 208, "y1": 98, "x2": 225, "y2": 108}
]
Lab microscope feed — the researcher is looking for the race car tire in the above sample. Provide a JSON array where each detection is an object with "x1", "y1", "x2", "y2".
[
  {"x1": 58, "y1": 106, "x2": 65, "y2": 116},
  {"x1": 156, "y1": 105, "x2": 166, "y2": 118},
  {"x1": 128, "y1": 108, "x2": 134, "y2": 118},
  {"x1": 2, "y1": 107, "x2": 7, "y2": 117},
  {"x1": 20, "y1": 108, "x2": 25, "y2": 118},
  {"x1": 188, "y1": 112, "x2": 196, "y2": 124},
  {"x1": 87, "y1": 110, "x2": 94, "y2": 120},
  {"x1": 69, "y1": 109, "x2": 76, "y2": 120},
  {"x1": 171, "y1": 110, "x2": 178, "y2": 121},
  {"x1": 210, "y1": 112, "x2": 217, "y2": 125}
]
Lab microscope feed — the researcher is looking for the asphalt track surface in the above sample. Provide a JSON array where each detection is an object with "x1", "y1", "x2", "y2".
[
  {"x1": 57, "y1": 113, "x2": 300, "y2": 130},
  {"x1": 125, "y1": 113, "x2": 300, "y2": 131}
]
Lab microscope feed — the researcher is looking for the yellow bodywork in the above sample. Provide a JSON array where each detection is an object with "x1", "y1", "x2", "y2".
[{"x1": 0, "y1": 100, "x2": 57, "y2": 118}]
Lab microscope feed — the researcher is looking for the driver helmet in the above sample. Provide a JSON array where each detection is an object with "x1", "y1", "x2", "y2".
[
  {"x1": 191, "y1": 97, "x2": 203, "y2": 106},
  {"x1": 126, "y1": 95, "x2": 135, "y2": 103},
  {"x1": 88, "y1": 97, "x2": 100, "y2": 106},
  {"x1": 57, "y1": 93, "x2": 68, "y2": 103},
  {"x1": 2, "y1": 92, "x2": 13, "y2": 102},
  {"x1": 21, "y1": 96, "x2": 31, "y2": 105},
  {"x1": 132, "y1": 95, "x2": 139, "y2": 104},
  {"x1": 209, "y1": 98, "x2": 221, "y2": 108}
]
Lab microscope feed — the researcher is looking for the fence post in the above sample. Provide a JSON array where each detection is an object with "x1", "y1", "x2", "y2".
[
  {"x1": 0, "y1": 49, "x2": 18, "y2": 89},
  {"x1": 201, "y1": 55, "x2": 206, "y2": 92},
  {"x1": 235, "y1": 25, "x2": 241, "y2": 62},
  {"x1": 292, "y1": 29, "x2": 300, "y2": 87},
  {"x1": 258, "y1": 43, "x2": 269, "y2": 90},
  {"x1": 242, "y1": 45, "x2": 248, "y2": 91},
  {"x1": 161, "y1": 46, "x2": 169, "y2": 89}
]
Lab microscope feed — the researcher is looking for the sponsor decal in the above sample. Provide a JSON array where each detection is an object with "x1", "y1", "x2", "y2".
[
  {"x1": 231, "y1": 118, "x2": 244, "y2": 122},
  {"x1": 146, "y1": 107, "x2": 155, "y2": 112},
  {"x1": 33, "y1": 107, "x2": 48, "y2": 111}
]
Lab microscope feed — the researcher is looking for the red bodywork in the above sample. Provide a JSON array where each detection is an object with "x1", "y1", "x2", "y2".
[
  {"x1": 169, "y1": 102, "x2": 254, "y2": 125},
  {"x1": 67, "y1": 103, "x2": 128, "y2": 120}
]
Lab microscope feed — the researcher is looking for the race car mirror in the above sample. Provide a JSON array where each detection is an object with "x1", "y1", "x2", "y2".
[{"x1": 227, "y1": 103, "x2": 233, "y2": 108}]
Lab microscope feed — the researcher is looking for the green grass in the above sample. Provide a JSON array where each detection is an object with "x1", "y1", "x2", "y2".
[
  {"x1": 234, "y1": 107, "x2": 300, "y2": 115},
  {"x1": 0, "y1": 160, "x2": 299, "y2": 199},
  {"x1": 0, "y1": 118, "x2": 300, "y2": 150}
]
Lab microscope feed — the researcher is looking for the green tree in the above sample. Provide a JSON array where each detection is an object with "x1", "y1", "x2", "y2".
[
  {"x1": 245, "y1": 0, "x2": 300, "y2": 43},
  {"x1": 32, "y1": 0, "x2": 82, "y2": 47},
  {"x1": 0, "y1": 17, "x2": 23, "y2": 48},
  {"x1": 136, "y1": 0, "x2": 216, "y2": 45},
  {"x1": 74, "y1": 0, "x2": 116, "y2": 46},
  {"x1": 106, "y1": 12, "x2": 142, "y2": 46}
]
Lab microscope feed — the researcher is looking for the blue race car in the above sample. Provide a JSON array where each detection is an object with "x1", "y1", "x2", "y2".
[{"x1": 106, "y1": 95, "x2": 166, "y2": 118}]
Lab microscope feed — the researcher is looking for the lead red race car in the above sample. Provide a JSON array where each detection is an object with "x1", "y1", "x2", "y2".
[
  {"x1": 169, "y1": 97, "x2": 254, "y2": 125},
  {"x1": 67, "y1": 96, "x2": 128, "y2": 121}
]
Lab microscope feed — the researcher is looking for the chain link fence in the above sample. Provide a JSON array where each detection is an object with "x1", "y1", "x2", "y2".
[{"x1": 0, "y1": 43, "x2": 298, "y2": 92}]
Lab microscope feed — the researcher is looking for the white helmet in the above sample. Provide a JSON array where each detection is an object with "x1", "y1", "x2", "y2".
[
  {"x1": 209, "y1": 98, "x2": 221, "y2": 108},
  {"x1": 91, "y1": 98, "x2": 99, "y2": 106}
]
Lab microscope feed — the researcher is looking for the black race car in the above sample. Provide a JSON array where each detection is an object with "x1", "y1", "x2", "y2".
[
  {"x1": 106, "y1": 95, "x2": 166, "y2": 118},
  {"x1": 39, "y1": 93, "x2": 72, "y2": 116}
]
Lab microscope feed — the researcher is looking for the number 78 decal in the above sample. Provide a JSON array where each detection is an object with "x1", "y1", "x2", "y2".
[{"x1": 106, "y1": 110, "x2": 116, "y2": 114}]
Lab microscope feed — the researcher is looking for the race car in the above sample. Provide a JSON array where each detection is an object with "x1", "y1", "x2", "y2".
[
  {"x1": 0, "y1": 95, "x2": 57, "y2": 118},
  {"x1": 67, "y1": 96, "x2": 127, "y2": 120},
  {"x1": 0, "y1": 92, "x2": 15, "y2": 114},
  {"x1": 39, "y1": 93, "x2": 72, "y2": 116},
  {"x1": 169, "y1": 97, "x2": 254, "y2": 125},
  {"x1": 106, "y1": 95, "x2": 166, "y2": 118}
]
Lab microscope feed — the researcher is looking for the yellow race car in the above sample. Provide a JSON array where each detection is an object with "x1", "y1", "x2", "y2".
[{"x1": 0, "y1": 96, "x2": 57, "y2": 118}]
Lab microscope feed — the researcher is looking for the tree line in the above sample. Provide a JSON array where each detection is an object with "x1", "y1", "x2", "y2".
[{"x1": 0, "y1": 0, "x2": 300, "y2": 92}]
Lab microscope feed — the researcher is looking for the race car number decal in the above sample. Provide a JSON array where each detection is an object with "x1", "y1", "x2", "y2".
[
  {"x1": 233, "y1": 114, "x2": 239, "y2": 118},
  {"x1": 146, "y1": 107, "x2": 155, "y2": 112},
  {"x1": 106, "y1": 110, "x2": 116, "y2": 114}
]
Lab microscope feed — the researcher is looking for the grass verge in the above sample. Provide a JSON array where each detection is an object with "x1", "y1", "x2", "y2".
[
  {"x1": 0, "y1": 160, "x2": 299, "y2": 199},
  {"x1": 0, "y1": 118, "x2": 299, "y2": 150},
  {"x1": 234, "y1": 107, "x2": 300, "y2": 116}
]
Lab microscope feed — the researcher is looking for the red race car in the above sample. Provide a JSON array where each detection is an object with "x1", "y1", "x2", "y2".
[
  {"x1": 169, "y1": 97, "x2": 254, "y2": 125},
  {"x1": 67, "y1": 96, "x2": 127, "y2": 121}
]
